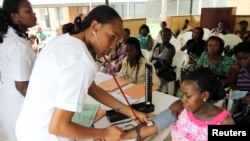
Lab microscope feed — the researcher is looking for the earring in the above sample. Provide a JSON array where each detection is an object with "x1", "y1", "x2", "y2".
[{"x1": 203, "y1": 99, "x2": 206, "y2": 102}]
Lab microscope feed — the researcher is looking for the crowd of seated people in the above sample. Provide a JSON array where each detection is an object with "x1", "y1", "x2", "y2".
[
  {"x1": 54, "y1": 9, "x2": 250, "y2": 131},
  {"x1": 34, "y1": 15, "x2": 250, "y2": 126},
  {"x1": 97, "y1": 18, "x2": 249, "y2": 78},
  {"x1": 99, "y1": 17, "x2": 249, "y2": 87},
  {"x1": 70, "y1": 12, "x2": 250, "y2": 131},
  {"x1": 2, "y1": 4, "x2": 250, "y2": 141}
]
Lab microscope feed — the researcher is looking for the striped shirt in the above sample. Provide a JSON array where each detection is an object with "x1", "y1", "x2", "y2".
[{"x1": 236, "y1": 68, "x2": 250, "y2": 94}]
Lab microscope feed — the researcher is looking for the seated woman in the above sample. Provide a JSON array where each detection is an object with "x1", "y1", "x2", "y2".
[
  {"x1": 118, "y1": 37, "x2": 160, "y2": 87},
  {"x1": 137, "y1": 24, "x2": 154, "y2": 51},
  {"x1": 151, "y1": 28, "x2": 176, "y2": 91},
  {"x1": 181, "y1": 27, "x2": 206, "y2": 64},
  {"x1": 36, "y1": 27, "x2": 47, "y2": 42},
  {"x1": 230, "y1": 42, "x2": 250, "y2": 124},
  {"x1": 122, "y1": 67, "x2": 235, "y2": 141},
  {"x1": 197, "y1": 36, "x2": 235, "y2": 86}
]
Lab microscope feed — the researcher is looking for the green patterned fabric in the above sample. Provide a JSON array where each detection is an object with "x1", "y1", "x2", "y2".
[{"x1": 197, "y1": 52, "x2": 234, "y2": 76}]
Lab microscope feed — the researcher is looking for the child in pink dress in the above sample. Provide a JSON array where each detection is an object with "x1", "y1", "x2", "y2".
[{"x1": 122, "y1": 67, "x2": 235, "y2": 141}]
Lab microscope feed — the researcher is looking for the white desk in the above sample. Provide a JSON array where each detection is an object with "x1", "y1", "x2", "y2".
[
  {"x1": 94, "y1": 72, "x2": 113, "y2": 84},
  {"x1": 78, "y1": 73, "x2": 179, "y2": 141}
]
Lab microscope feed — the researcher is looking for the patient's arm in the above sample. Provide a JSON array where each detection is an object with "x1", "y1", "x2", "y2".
[
  {"x1": 122, "y1": 100, "x2": 182, "y2": 140},
  {"x1": 122, "y1": 124, "x2": 158, "y2": 140}
]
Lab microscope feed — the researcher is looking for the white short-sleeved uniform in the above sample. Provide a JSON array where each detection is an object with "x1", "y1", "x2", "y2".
[
  {"x1": 16, "y1": 33, "x2": 97, "y2": 141},
  {"x1": 0, "y1": 27, "x2": 36, "y2": 141}
]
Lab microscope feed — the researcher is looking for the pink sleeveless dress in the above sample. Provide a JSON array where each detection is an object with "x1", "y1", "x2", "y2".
[{"x1": 171, "y1": 109, "x2": 229, "y2": 141}]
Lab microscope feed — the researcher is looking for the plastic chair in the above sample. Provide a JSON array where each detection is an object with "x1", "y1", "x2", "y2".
[
  {"x1": 177, "y1": 31, "x2": 192, "y2": 46},
  {"x1": 141, "y1": 49, "x2": 152, "y2": 61},
  {"x1": 227, "y1": 99, "x2": 234, "y2": 112},
  {"x1": 182, "y1": 31, "x2": 192, "y2": 45},
  {"x1": 203, "y1": 28, "x2": 210, "y2": 40},
  {"x1": 170, "y1": 34, "x2": 176, "y2": 40},
  {"x1": 208, "y1": 32, "x2": 224, "y2": 39},
  {"x1": 166, "y1": 51, "x2": 190, "y2": 95},
  {"x1": 223, "y1": 34, "x2": 242, "y2": 49},
  {"x1": 226, "y1": 89, "x2": 234, "y2": 111},
  {"x1": 170, "y1": 39, "x2": 182, "y2": 51},
  {"x1": 214, "y1": 99, "x2": 225, "y2": 108}
]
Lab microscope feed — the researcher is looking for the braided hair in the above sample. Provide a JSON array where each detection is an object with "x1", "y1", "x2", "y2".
[
  {"x1": 0, "y1": 0, "x2": 28, "y2": 43},
  {"x1": 69, "y1": 5, "x2": 122, "y2": 34}
]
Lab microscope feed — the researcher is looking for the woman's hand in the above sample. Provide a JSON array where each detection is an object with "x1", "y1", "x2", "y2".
[{"x1": 130, "y1": 110, "x2": 151, "y2": 123}]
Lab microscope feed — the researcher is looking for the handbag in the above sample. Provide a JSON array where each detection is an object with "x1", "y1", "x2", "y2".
[
  {"x1": 232, "y1": 103, "x2": 250, "y2": 124},
  {"x1": 152, "y1": 58, "x2": 176, "y2": 81},
  {"x1": 157, "y1": 66, "x2": 176, "y2": 81}
]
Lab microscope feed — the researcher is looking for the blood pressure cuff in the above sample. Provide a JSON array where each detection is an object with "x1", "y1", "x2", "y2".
[{"x1": 152, "y1": 108, "x2": 177, "y2": 132}]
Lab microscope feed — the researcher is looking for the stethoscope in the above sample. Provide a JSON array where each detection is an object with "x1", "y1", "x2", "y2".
[{"x1": 93, "y1": 31, "x2": 142, "y2": 122}]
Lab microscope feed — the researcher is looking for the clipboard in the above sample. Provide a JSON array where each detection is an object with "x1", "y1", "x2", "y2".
[
  {"x1": 71, "y1": 103, "x2": 100, "y2": 127},
  {"x1": 98, "y1": 77, "x2": 130, "y2": 92},
  {"x1": 123, "y1": 83, "x2": 157, "y2": 99}
]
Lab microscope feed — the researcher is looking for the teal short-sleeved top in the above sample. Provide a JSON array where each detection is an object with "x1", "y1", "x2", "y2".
[
  {"x1": 137, "y1": 34, "x2": 150, "y2": 49},
  {"x1": 38, "y1": 32, "x2": 47, "y2": 41}
]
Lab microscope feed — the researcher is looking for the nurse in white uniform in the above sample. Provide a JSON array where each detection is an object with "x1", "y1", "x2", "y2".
[
  {"x1": 0, "y1": 0, "x2": 37, "y2": 141},
  {"x1": 16, "y1": 5, "x2": 149, "y2": 141}
]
